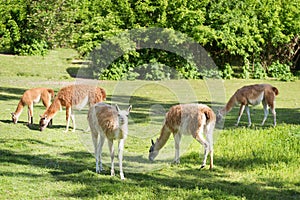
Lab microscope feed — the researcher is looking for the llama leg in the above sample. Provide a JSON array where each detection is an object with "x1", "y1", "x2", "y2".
[
  {"x1": 195, "y1": 130, "x2": 209, "y2": 169},
  {"x1": 92, "y1": 131, "x2": 100, "y2": 173},
  {"x1": 236, "y1": 104, "x2": 245, "y2": 126},
  {"x1": 28, "y1": 104, "x2": 34, "y2": 125},
  {"x1": 70, "y1": 109, "x2": 76, "y2": 132},
  {"x1": 245, "y1": 105, "x2": 251, "y2": 127},
  {"x1": 118, "y1": 139, "x2": 125, "y2": 180},
  {"x1": 98, "y1": 135, "x2": 105, "y2": 172},
  {"x1": 65, "y1": 107, "x2": 71, "y2": 132},
  {"x1": 261, "y1": 102, "x2": 269, "y2": 126},
  {"x1": 270, "y1": 105, "x2": 276, "y2": 126},
  {"x1": 48, "y1": 118, "x2": 53, "y2": 127},
  {"x1": 108, "y1": 140, "x2": 115, "y2": 176},
  {"x1": 174, "y1": 133, "x2": 181, "y2": 164},
  {"x1": 206, "y1": 125, "x2": 214, "y2": 170}
]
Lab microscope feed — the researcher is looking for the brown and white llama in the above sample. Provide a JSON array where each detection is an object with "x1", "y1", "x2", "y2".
[
  {"x1": 39, "y1": 84, "x2": 106, "y2": 132},
  {"x1": 88, "y1": 103, "x2": 132, "y2": 180},
  {"x1": 11, "y1": 88, "x2": 54, "y2": 125},
  {"x1": 149, "y1": 103, "x2": 216, "y2": 169},
  {"x1": 216, "y1": 84, "x2": 279, "y2": 127}
]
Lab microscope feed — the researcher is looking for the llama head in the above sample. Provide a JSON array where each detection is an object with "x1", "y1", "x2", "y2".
[
  {"x1": 11, "y1": 112, "x2": 18, "y2": 124},
  {"x1": 39, "y1": 115, "x2": 50, "y2": 131},
  {"x1": 148, "y1": 139, "x2": 159, "y2": 161},
  {"x1": 116, "y1": 105, "x2": 132, "y2": 126}
]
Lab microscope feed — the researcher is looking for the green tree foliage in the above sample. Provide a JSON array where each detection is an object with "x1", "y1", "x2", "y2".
[{"x1": 0, "y1": 0, "x2": 299, "y2": 79}]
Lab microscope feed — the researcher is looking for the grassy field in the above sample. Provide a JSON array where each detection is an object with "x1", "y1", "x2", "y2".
[{"x1": 0, "y1": 49, "x2": 299, "y2": 199}]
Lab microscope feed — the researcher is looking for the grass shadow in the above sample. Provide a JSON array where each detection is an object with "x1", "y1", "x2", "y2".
[
  {"x1": 66, "y1": 67, "x2": 93, "y2": 79},
  {"x1": 220, "y1": 107, "x2": 300, "y2": 129},
  {"x1": 0, "y1": 86, "x2": 26, "y2": 101}
]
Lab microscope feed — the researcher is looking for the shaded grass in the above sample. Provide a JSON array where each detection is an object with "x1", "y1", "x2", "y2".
[{"x1": 0, "y1": 50, "x2": 299, "y2": 199}]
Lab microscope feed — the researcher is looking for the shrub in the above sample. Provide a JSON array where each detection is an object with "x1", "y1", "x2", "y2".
[
  {"x1": 223, "y1": 63, "x2": 234, "y2": 79},
  {"x1": 253, "y1": 62, "x2": 267, "y2": 79},
  {"x1": 268, "y1": 61, "x2": 295, "y2": 81}
]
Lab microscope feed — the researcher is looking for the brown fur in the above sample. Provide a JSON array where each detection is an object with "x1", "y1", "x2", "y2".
[
  {"x1": 39, "y1": 84, "x2": 106, "y2": 132},
  {"x1": 11, "y1": 88, "x2": 54, "y2": 125},
  {"x1": 217, "y1": 84, "x2": 279, "y2": 126},
  {"x1": 94, "y1": 106, "x2": 121, "y2": 140},
  {"x1": 149, "y1": 104, "x2": 216, "y2": 169}
]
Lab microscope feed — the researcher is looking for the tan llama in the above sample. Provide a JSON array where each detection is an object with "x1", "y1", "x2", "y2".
[
  {"x1": 216, "y1": 84, "x2": 279, "y2": 127},
  {"x1": 11, "y1": 88, "x2": 54, "y2": 125},
  {"x1": 149, "y1": 103, "x2": 216, "y2": 169},
  {"x1": 39, "y1": 84, "x2": 106, "y2": 132},
  {"x1": 88, "y1": 103, "x2": 132, "y2": 180}
]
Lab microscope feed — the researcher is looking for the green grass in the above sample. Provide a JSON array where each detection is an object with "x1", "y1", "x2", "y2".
[{"x1": 0, "y1": 49, "x2": 299, "y2": 199}]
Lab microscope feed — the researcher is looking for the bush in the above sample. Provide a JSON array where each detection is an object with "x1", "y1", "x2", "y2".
[
  {"x1": 223, "y1": 63, "x2": 234, "y2": 79},
  {"x1": 16, "y1": 40, "x2": 49, "y2": 56},
  {"x1": 253, "y1": 62, "x2": 267, "y2": 79},
  {"x1": 268, "y1": 61, "x2": 295, "y2": 81}
]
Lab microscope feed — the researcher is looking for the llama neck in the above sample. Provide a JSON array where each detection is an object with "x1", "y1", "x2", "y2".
[
  {"x1": 14, "y1": 100, "x2": 25, "y2": 116},
  {"x1": 221, "y1": 95, "x2": 236, "y2": 115},
  {"x1": 154, "y1": 125, "x2": 172, "y2": 151},
  {"x1": 43, "y1": 97, "x2": 61, "y2": 118},
  {"x1": 119, "y1": 124, "x2": 128, "y2": 135}
]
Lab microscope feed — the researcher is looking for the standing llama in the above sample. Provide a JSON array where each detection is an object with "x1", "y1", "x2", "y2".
[
  {"x1": 39, "y1": 84, "x2": 106, "y2": 132},
  {"x1": 11, "y1": 87, "x2": 54, "y2": 125},
  {"x1": 216, "y1": 84, "x2": 279, "y2": 127},
  {"x1": 88, "y1": 103, "x2": 132, "y2": 180},
  {"x1": 149, "y1": 104, "x2": 216, "y2": 169}
]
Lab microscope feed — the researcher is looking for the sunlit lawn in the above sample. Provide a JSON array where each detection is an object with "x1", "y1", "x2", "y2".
[{"x1": 0, "y1": 50, "x2": 299, "y2": 199}]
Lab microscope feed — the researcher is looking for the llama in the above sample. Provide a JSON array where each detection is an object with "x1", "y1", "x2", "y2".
[
  {"x1": 149, "y1": 103, "x2": 216, "y2": 169},
  {"x1": 11, "y1": 88, "x2": 54, "y2": 125},
  {"x1": 216, "y1": 84, "x2": 279, "y2": 127},
  {"x1": 39, "y1": 84, "x2": 106, "y2": 132},
  {"x1": 88, "y1": 103, "x2": 132, "y2": 180}
]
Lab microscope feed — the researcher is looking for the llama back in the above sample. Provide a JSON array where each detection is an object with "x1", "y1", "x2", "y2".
[
  {"x1": 55, "y1": 85, "x2": 106, "y2": 107},
  {"x1": 166, "y1": 104, "x2": 215, "y2": 133},
  {"x1": 236, "y1": 84, "x2": 265, "y2": 101}
]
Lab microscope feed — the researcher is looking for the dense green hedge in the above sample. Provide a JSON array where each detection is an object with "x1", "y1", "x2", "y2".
[{"x1": 1, "y1": 0, "x2": 299, "y2": 80}]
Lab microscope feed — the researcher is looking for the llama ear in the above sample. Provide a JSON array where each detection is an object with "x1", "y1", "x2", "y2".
[
  {"x1": 115, "y1": 104, "x2": 120, "y2": 112},
  {"x1": 127, "y1": 105, "x2": 132, "y2": 113},
  {"x1": 151, "y1": 139, "x2": 154, "y2": 145}
]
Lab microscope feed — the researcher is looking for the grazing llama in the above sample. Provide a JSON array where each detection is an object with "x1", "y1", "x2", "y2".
[
  {"x1": 88, "y1": 103, "x2": 132, "y2": 180},
  {"x1": 216, "y1": 84, "x2": 279, "y2": 127},
  {"x1": 39, "y1": 84, "x2": 106, "y2": 132},
  {"x1": 149, "y1": 104, "x2": 216, "y2": 169},
  {"x1": 11, "y1": 88, "x2": 54, "y2": 125}
]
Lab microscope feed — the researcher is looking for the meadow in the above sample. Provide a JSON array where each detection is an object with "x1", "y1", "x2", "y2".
[{"x1": 0, "y1": 49, "x2": 299, "y2": 199}]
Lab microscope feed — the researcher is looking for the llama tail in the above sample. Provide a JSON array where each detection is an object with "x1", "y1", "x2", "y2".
[
  {"x1": 202, "y1": 106, "x2": 216, "y2": 124},
  {"x1": 101, "y1": 88, "x2": 107, "y2": 101},
  {"x1": 48, "y1": 89, "x2": 55, "y2": 98},
  {"x1": 272, "y1": 87, "x2": 279, "y2": 96}
]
